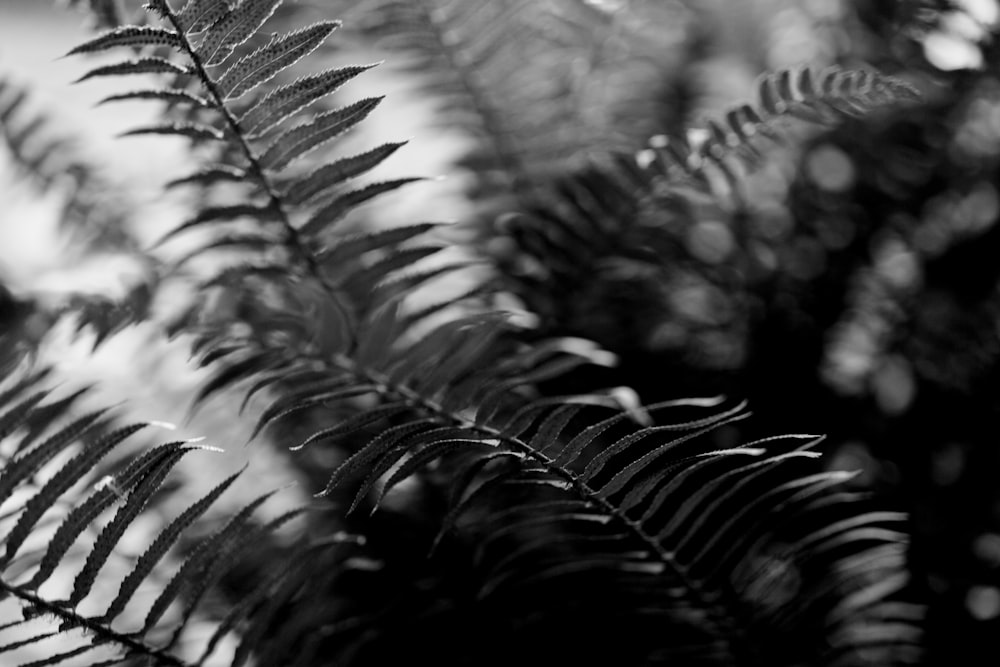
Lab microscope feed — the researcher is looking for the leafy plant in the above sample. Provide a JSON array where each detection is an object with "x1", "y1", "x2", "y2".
[{"x1": 0, "y1": 1, "x2": 927, "y2": 665}]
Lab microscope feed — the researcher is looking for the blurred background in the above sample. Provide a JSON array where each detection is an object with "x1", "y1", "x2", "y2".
[{"x1": 3, "y1": 0, "x2": 1000, "y2": 664}]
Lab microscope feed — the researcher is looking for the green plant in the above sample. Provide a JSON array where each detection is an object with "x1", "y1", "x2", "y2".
[{"x1": 0, "y1": 1, "x2": 925, "y2": 665}]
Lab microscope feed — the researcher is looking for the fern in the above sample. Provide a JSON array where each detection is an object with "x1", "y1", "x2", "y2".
[
  {"x1": 489, "y1": 65, "x2": 919, "y2": 362},
  {"x1": 0, "y1": 73, "x2": 138, "y2": 252},
  {"x1": 182, "y1": 297, "x2": 920, "y2": 664},
  {"x1": 71, "y1": 0, "x2": 428, "y2": 340},
  {"x1": 0, "y1": 71, "x2": 162, "y2": 356},
  {"x1": 323, "y1": 0, "x2": 679, "y2": 200},
  {"x1": 59, "y1": 0, "x2": 434, "y2": 359},
  {"x1": 0, "y1": 1, "x2": 929, "y2": 665},
  {"x1": 639, "y1": 66, "x2": 920, "y2": 195},
  {"x1": 0, "y1": 366, "x2": 314, "y2": 666}
]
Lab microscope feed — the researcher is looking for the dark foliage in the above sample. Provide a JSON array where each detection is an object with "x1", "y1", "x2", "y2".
[{"x1": 5, "y1": 0, "x2": 984, "y2": 665}]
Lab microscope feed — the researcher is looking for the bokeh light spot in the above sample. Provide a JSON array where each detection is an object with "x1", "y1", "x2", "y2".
[
  {"x1": 828, "y1": 441, "x2": 878, "y2": 487},
  {"x1": 686, "y1": 220, "x2": 734, "y2": 264},
  {"x1": 972, "y1": 533, "x2": 1000, "y2": 567},
  {"x1": 878, "y1": 240, "x2": 921, "y2": 290},
  {"x1": 963, "y1": 181, "x2": 999, "y2": 231},
  {"x1": 786, "y1": 237, "x2": 827, "y2": 280},
  {"x1": 931, "y1": 443, "x2": 966, "y2": 486},
  {"x1": 966, "y1": 586, "x2": 1000, "y2": 620},
  {"x1": 960, "y1": 0, "x2": 1000, "y2": 25},
  {"x1": 872, "y1": 356, "x2": 916, "y2": 415},
  {"x1": 806, "y1": 144, "x2": 856, "y2": 192},
  {"x1": 923, "y1": 30, "x2": 983, "y2": 71}
]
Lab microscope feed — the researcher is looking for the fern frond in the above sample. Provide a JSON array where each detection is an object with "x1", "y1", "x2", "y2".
[
  {"x1": 0, "y1": 370, "x2": 306, "y2": 666},
  {"x1": 449, "y1": 406, "x2": 913, "y2": 662},
  {"x1": 139, "y1": 486, "x2": 278, "y2": 634},
  {"x1": 489, "y1": 66, "x2": 918, "y2": 357},
  {"x1": 0, "y1": 82, "x2": 73, "y2": 191},
  {"x1": 321, "y1": 0, "x2": 699, "y2": 210},
  {"x1": 642, "y1": 66, "x2": 919, "y2": 191},
  {"x1": 199, "y1": 286, "x2": 918, "y2": 663},
  {"x1": 238, "y1": 64, "x2": 378, "y2": 137},
  {"x1": 0, "y1": 71, "x2": 144, "y2": 253},
  {"x1": 0, "y1": 408, "x2": 109, "y2": 509},
  {"x1": 55, "y1": 5, "x2": 924, "y2": 666},
  {"x1": 68, "y1": 0, "x2": 422, "y2": 356},
  {"x1": 97, "y1": 467, "x2": 243, "y2": 623},
  {"x1": 63, "y1": 282, "x2": 156, "y2": 351},
  {"x1": 2, "y1": 422, "x2": 151, "y2": 565},
  {"x1": 0, "y1": 74, "x2": 157, "y2": 351}
]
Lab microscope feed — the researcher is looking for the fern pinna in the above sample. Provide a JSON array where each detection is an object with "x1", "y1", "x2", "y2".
[{"x1": 0, "y1": 1, "x2": 922, "y2": 665}]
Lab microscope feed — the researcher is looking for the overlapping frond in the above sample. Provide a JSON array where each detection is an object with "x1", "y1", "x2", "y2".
[
  {"x1": 39, "y1": 3, "x2": 926, "y2": 666},
  {"x1": 489, "y1": 66, "x2": 919, "y2": 350},
  {"x1": 323, "y1": 0, "x2": 679, "y2": 200},
  {"x1": 0, "y1": 76, "x2": 79, "y2": 191},
  {"x1": 0, "y1": 367, "x2": 310, "y2": 666},
  {"x1": 640, "y1": 66, "x2": 920, "y2": 195},
  {"x1": 69, "y1": 0, "x2": 420, "y2": 301},
  {"x1": 62, "y1": 282, "x2": 157, "y2": 351},
  {"x1": 0, "y1": 71, "x2": 160, "y2": 353},
  {"x1": 179, "y1": 281, "x2": 919, "y2": 663},
  {"x1": 0, "y1": 71, "x2": 138, "y2": 249}
]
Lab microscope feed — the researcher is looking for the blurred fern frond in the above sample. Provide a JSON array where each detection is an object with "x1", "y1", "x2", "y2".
[
  {"x1": 0, "y1": 71, "x2": 162, "y2": 356},
  {"x1": 639, "y1": 66, "x2": 920, "y2": 195},
  {"x1": 489, "y1": 65, "x2": 919, "y2": 358},
  {"x1": 323, "y1": 0, "x2": 688, "y2": 202},
  {"x1": 0, "y1": 73, "x2": 139, "y2": 252}
]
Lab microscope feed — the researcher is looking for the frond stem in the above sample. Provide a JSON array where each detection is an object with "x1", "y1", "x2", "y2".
[
  {"x1": 159, "y1": 4, "x2": 346, "y2": 305},
  {"x1": 334, "y1": 356, "x2": 733, "y2": 637},
  {"x1": 0, "y1": 580, "x2": 190, "y2": 666},
  {"x1": 157, "y1": 0, "x2": 731, "y2": 641}
]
